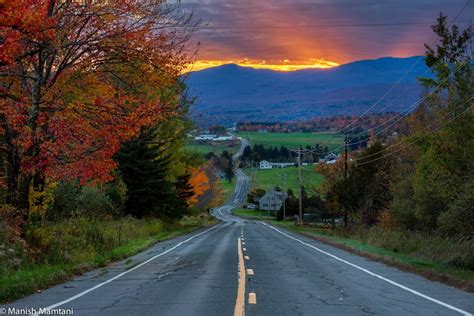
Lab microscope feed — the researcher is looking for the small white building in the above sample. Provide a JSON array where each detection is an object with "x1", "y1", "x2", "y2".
[
  {"x1": 259, "y1": 160, "x2": 272, "y2": 169},
  {"x1": 319, "y1": 153, "x2": 339, "y2": 164}
]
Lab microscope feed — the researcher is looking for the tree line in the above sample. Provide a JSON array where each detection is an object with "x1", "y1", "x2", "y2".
[
  {"x1": 0, "y1": 2, "x2": 222, "y2": 240},
  {"x1": 314, "y1": 15, "x2": 473, "y2": 239}
]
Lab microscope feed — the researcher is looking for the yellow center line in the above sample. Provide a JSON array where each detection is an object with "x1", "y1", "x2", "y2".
[{"x1": 234, "y1": 237, "x2": 246, "y2": 316}]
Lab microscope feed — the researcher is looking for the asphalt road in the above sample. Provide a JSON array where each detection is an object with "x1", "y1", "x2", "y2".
[{"x1": 3, "y1": 140, "x2": 474, "y2": 315}]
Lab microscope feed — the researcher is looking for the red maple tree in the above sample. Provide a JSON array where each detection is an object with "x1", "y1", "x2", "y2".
[{"x1": 0, "y1": 0, "x2": 196, "y2": 211}]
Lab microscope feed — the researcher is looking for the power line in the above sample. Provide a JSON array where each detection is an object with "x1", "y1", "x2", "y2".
[
  {"x1": 351, "y1": 97, "x2": 473, "y2": 166},
  {"x1": 314, "y1": 0, "x2": 472, "y2": 144},
  {"x1": 341, "y1": 60, "x2": 469, "y2": 148},
  {"x1": 197, "y1": 20, "x2": 471, "y2": 31}
]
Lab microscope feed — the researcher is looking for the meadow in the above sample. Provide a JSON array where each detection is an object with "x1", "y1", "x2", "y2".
[
  {"x1": 236, "y1": 131, "x2": 344, "y2": 152},
  {"x1": 186, "y1": 140, "x2": 241, "y2": 155},
  {"x1": 244, "y1": 166, "x2": 323, "y2": 195}
]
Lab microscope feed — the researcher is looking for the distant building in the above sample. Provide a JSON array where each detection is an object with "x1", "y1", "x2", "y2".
[
  {"x1": 213, "y1": 136, "x2": 235, "y2": 141},
  {"x1": 194, "y1": 134, "x2": 217, "y2": 141},
  {"x1": 259, "y1": 190, "x2": 287, "y2": 212},
  {"x1": 270, "y1": 162, "x2": 295, "y2": 168},
  {"x1": 319, "y1": 153, "x2": 339, "y2": 164},
  {"x1": 259, "y1": 160, "x2": 272, "y2": 169}
]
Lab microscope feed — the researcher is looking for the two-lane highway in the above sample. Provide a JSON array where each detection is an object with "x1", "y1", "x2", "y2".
[{"x1": 4, "y1": 139, "x2": 474, "y2": 315}]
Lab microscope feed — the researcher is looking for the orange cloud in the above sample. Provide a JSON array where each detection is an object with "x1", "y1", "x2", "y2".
[{"x1": 187, "y1": 58, "x2": 339, "y2": 72}]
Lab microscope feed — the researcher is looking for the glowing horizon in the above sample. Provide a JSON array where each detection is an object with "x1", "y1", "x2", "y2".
[{"x1": 186, "y1": 58, "x2": 340, "y2": 72}]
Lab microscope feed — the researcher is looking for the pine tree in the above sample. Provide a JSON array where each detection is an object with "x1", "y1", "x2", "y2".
[
  {"x1": 175, "y1": 172, "x2": 195, "y2": 210},
  {"x1": 115, "y1": 131, "x2": 174, "y2": 218}
]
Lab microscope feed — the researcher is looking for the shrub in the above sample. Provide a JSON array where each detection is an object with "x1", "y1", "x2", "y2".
[
  {"x1": 437, "y1": 180, "x2": 474, "y2": 239},
  {"x1": 46, "y1": 181, "x2": 81, "y2": 221},
  {"x1": 76, "y1": 186, "x2": 115, "y2": 219},
  {"x1": 105, "y1": 175, "x2": 127, "y2": 217}
]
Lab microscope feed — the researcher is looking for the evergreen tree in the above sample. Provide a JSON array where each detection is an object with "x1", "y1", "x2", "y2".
[
  {"x1": 115, "y1": 131, "x2": 175, "y2": 218},
  {"x1": 175, "y1": 172, "x2": 195, "y2": 210}
]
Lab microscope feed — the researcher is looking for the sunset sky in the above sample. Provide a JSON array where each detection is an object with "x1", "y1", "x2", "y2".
[{"x1": 181, "y1": 0, "x2": 473, "y2": 71}]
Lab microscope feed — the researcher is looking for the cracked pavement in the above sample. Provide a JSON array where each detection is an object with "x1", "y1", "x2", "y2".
[{"x1": 3, "y1": 139, "x2": 474, "y2": 315}]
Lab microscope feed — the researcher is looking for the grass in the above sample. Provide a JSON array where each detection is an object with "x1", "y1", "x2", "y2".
[
  {"x1": 244, "y1": 166, "x2": 323, "y2": 194},
  {"x1": 233, "y1": 208, "x2": 274, "y2": 219},
  {"x1": 218, "y1": 178, "x2": 236, "y2": 203},
  {"x1": 231, "y1": 210, "x2": 474, "y2": 291},
  {"x1": 236, "y1": 131, "x2": 344, "y2": 152},
  {"x1": 0, "y1": 217, "x2": 215, "y2": 303},
  {"x1": 186, "y1": 140, "x2": 241, "y2": 156}
]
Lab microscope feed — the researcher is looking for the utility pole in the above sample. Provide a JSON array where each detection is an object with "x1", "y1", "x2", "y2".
[
  {"x1": 343, "y1": 135, "x2": 348, "y2": 228},
  {"x1": 297, "y1": 147, "x2": 303, "y2": 225},
  {"x1": 279, "y1": 173, "x2": 287, "y2": 220}
]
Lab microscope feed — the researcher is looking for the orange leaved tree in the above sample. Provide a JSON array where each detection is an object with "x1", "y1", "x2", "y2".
[{"x1": 0, "y1": 1, "x2": 196, "y2": 214}]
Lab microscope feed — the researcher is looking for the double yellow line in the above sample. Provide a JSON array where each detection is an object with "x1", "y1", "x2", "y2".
[{"x1": 234, "y1": 237, "x2": 246, "y2": 316}]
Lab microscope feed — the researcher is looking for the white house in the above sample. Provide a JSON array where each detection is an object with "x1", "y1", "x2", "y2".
[
  {"x1": 259, "y1": 190, "x2": 287, "y2": 212},
  {"x1": 259, "y1": 160, "x2": 272, "y2": 169},
  {"x1": 319, "y1": 153, "x2": 339, "y2": 164}
]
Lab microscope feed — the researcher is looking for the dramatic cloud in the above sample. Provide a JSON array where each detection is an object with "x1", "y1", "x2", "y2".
[{"x1": 181, "y1": 0, "x2": 473, "y2": 70}]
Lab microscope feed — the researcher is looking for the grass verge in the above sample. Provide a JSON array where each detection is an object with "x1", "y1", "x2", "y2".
[
  {"x1": 232, "y1": 209, "x2": 474, "y2": 292},
  {"x1": 0, "y1": 217, "x2": 215, "y2": 303}
]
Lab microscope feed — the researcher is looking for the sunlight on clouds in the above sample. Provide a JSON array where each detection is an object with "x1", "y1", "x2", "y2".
[{"x1": 187, "y1": 58, "x2": 340, "y2": 72}]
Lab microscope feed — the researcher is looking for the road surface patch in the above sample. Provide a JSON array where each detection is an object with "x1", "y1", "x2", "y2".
[
  {"x1": 37, "y1": 224, "x2": 220, "y2": 313},
  {"x1": 261, "y1": 222, "x2": 473, "y2": 316}
]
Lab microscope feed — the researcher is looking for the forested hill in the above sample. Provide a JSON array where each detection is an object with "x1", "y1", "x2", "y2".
[{"x1": 186, "y1": 56, "x2": 432, "y2": 126}]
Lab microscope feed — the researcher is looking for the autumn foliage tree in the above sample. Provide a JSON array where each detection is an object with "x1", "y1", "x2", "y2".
[{"x1": 0, "y1": 1, "x2": 196, "y2": 215}]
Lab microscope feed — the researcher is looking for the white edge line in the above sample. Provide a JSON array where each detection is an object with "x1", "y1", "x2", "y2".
[
  {"x1": 260, "y1": 222, "x2": 472, "y2": 316},
  {"x1": 42, "y1": 224, "x2": 220, "y2": 311}
]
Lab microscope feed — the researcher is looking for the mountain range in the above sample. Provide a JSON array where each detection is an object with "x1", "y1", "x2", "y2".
[{"x1": 185, "y1": 56, "x2": 432, "y2": 126}]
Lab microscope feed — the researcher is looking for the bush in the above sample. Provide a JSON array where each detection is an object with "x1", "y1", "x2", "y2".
[
  {"x1": 46, "y1": 181, "x2": 81, "y2": 221},
  {"x1": 76, "y1": 186, "x2": 115, "y2": 219},
  {"x1": 105, "y1": 175, "x2": 127, "y2": 216},
  {"x1": 437, "y1": 180, "x2": 474, "y2": 239}
]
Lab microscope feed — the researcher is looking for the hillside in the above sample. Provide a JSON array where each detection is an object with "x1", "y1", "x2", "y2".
[{"x1": 185, "y1": 56, "x2": 431, "y2": 125}]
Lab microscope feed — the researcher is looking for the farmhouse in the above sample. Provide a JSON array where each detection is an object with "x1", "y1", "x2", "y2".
[
  {"x1": 259, "y1": 190, "x2": 287, "y2": 212},
  {"x1": 259, "y1": 160, "x2": 272, "y2": 169},
  {"x1": 319, "y1": 153, "x2": 339, "y2": 164}
]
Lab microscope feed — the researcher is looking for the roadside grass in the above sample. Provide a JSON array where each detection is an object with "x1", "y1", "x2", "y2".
[
  {"x1": 235, "y1": 131, "x2": 344, "y2": 152},
  {"x1": 232, "y1": 210, "x2": 474, "y2": 291},
  {"x1": 233, "y1": 208, "x2": 273, "y2": 220},
  {"x1": 244, "y1": 166, "x2": 323, "y2": 194},
  {"x1": 0, "y1": 217, "x2": 215, "y2": 303},
  {"x1": 218, "y1": 178, "x2": 236, "y2": 203}
]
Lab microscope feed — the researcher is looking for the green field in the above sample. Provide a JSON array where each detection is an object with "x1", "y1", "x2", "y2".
[
  {"x1": 244, "y1": 166, "x2": 323, "y2": 194},
  {"x1": 236, "y1": 131, "x2": 344, "y2": 152},
  {"x1": 186, "y1": 140, "x2": 240, "y2": 155}
]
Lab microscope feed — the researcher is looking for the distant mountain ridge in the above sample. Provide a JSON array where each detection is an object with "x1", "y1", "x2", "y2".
[{"x1": 185, "y1": 56, "x2": 432, "y2": 126}]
